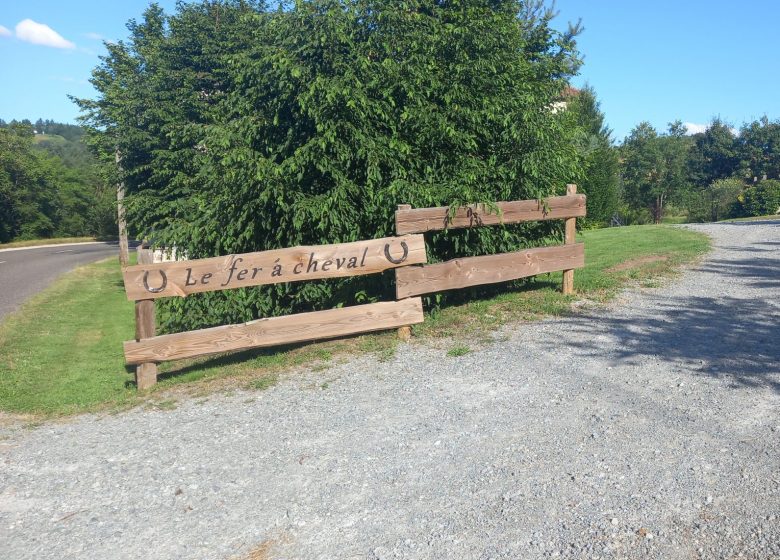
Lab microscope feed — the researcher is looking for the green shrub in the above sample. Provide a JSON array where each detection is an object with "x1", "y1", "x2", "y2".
[
  {"x1": 739, "y1": 179, "x2": 780, "y2": 216},
  {"x1": 686, "y1": 177, "x2": 744, "y2": 222},
  {"x1": 77, "y1": 1, "x2": 583, "y2": 332}
]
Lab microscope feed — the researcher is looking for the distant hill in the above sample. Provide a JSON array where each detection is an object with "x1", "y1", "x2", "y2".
[
  {"x1": 0, "y1": 119, "x2": 116, "y2": 243},
  {"x1": 33, "y1": 133, "x2": 69, "y2": 146}
]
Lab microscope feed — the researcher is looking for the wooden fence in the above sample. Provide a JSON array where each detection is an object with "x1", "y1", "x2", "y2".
[
  {"x1": 124, "y1": 236, "x2": 427, "y2": 388},
  {"x1": 394, "y1": 185, "x2": 585, "y2": 300},
  {"x1": 122, "y1": 186, "x2": 585, "y2": 389}
]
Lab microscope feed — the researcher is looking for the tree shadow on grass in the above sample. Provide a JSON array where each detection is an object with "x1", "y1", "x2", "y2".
[
  {"x1": 155, "y1": 342, "x2": 308, "y2": 381},
  {"x1": 421, "y1": 275, "x2": 564, "y2": 312},
  {"x1": 124, "y1": 341, "x2": 318, "y2": 388},
  {"x1": 556, "y1": 295, "x2": 780, "y2": 393}
]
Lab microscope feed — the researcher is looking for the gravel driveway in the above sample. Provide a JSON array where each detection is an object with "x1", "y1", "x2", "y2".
[{"x1": 1, "y1": 221, "x2": 779, "y2": 560}]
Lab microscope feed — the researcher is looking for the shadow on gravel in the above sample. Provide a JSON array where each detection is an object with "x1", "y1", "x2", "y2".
[
  {"x1": 719, "y1": 219, "x2": 780, "y2": 226},
  {"x1": 698, "y1": 258, "x2": 780, "y2": 289},
  {"x1": 561, "y1": 296, "x2": 780, "y2": 393}
]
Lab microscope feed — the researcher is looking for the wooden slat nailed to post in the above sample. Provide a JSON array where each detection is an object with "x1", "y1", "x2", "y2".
[
  {"x1": 134, "y1": 247, "x2": 157, "y2": 389},
  {"x1": 562, "y1": 184, "x2": 577, "y2": 295},
  {"x1": 395, "y1": 194, "x2": 586, "y2": 235},
  {"x1": 124, "y1": 298, "x2": 424, "y2": 365},
  {"x1": 123, "y1": 235, "x2": 426, "y2": 301},
  {"x1": 396, "y1": 244, "x2": 585, "y2": 299}
]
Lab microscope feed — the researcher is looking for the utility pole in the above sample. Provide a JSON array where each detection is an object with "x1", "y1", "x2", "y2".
[{"x1": 116, "y1": 149, "x2": 129, "y2": 267}]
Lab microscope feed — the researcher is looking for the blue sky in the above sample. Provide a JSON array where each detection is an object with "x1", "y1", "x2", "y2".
[{"x1": 1, "y1": 1, "x2": 778, "y2": 141}]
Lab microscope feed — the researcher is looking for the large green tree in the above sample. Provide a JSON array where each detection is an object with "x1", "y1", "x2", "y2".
[
  {"x1": 77, "y1": 0, "x2": 584, "y2": 331},
  {"x1": 686, "y1": 118, "x2": 739, "y2": 187},
  {"x1": 621, "y1": 121, "x2": 689, "y2": 223},
  {"x1": 738, "y1": 117, "x2": 780, "y2": 181},
  {"x1": 0, "y1": 124, "x2": 59, "y2": 241}
]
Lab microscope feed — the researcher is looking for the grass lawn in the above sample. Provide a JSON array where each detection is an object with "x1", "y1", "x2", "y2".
[
  {"x1": 0, "y1": 225, "x2": 710, "y2": 417},
  {"x1": 0, "y1": 237, "x2": 98, "y2": 250},
  {"x1": 660, "y1": 214, "x2": 688, "y2": 224}
]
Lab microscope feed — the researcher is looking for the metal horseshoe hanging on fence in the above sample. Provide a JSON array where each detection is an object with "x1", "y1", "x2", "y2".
[
  {"x1": 143, "y1": 270, "x2": 168, "y2": 293},
  {"x1": 384, "y1": 241, "x2": 409, "y2": 265}
]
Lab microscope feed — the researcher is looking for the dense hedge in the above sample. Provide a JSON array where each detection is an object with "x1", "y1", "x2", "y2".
[{"x1": 77, "y1": 0, "x2": 583, "y2": 332}]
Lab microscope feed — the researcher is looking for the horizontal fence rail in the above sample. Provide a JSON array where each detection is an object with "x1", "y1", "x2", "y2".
[
  {"x1": 123, "y1": 235, "x2": 426, "y2": 301},
  {"x1": 124, "y1": 298, "x2": 424, "y2": 365},
  {"x1": 395, "y1": 194, "x2": 586, "y2": 235},
  {"x1": 395, "y1": 243, "x2": 585, "y2": 299}
]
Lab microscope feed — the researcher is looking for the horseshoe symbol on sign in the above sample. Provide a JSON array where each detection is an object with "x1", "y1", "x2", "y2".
[
  {"x1": 384, "y1": 241, "x2": 409, "y2": 264},
  {"x1": 143, "y1": 270, "x2": 168, "y2": 293}
]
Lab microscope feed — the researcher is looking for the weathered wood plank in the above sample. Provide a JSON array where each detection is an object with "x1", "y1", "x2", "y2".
[
  {"x1": 562, "y1": 184, "x2": 578, "y2": 295},
  {"x1": 395, "y1": 195, "x2": 587, "y2": 235},
  {"x1": 395, "y1": 243, "x2": 585, "y2": 299},
  {"x1": 122, "y1": 235, "x2": 427, "y2": 301},
  {"x1": 124, "y1": 298, "x2": 425, "y2": 365}
]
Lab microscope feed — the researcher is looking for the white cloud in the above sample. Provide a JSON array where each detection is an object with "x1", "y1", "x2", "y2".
[
  {"x1": 15, "y1": 19, "x2": 75, "y2": 49},
  {"x1": 83, "y1": 32, "x2": 115, "y2": 46},
  {"x1": 684, "y1": 122, "x2": 740, "y2": 137},
  {"x1": 0, "y1": 25, "x2": 11, "y2": 37},
  {"x1": 684, "y1": 122, "x2": 708, "y2": 135}
]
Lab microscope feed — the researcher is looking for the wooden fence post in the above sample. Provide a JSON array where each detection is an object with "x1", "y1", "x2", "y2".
[
  {"x1": 396, "y1": 204, "x2": 413, "y2": 342},
  {"x1": 562, "y1": 184, "x2": 577, "y2": 295},
  {"x1": 135, "y1": 246, "x2": 158, "y2": 389}
]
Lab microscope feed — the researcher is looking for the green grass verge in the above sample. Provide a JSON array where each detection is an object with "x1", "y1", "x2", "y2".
[
  {"x1": 415, "y1": 225, "x2": 709, "y2": 339},
  {"x1": 660, "y1": 214, "x2": 688, "y2": 224},
  {"x1": 0, "y1": 258, "x2": 137, "y2": 415},
  {"x1": 0, "y1": 225, "x2": 710, "y2": 417},
  {"x1": 0, "y1": 237, "x2": 98, "y2": 250}
]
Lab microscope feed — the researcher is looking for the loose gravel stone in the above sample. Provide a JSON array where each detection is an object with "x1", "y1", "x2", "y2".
[{"x1": 1, "y1": 220, "x2": 779, "y2": 560}]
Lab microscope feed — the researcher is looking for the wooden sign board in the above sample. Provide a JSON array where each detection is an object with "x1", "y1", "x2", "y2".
[
  {"x1": 124, "y1": 297, "x2": 424, "y2": 365},
  {"x1": 123, "y1": 235, "x2": 426, "y2": 301},
  {"x1": 396, "y1": 243, "x2": 585, "y2": 299},
  {"x1": 395, "y1": 195, "x2": 586, "y2": 235}
]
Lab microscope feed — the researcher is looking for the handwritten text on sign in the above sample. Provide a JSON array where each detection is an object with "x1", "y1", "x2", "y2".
[{"x1": 122, "y1": 235, "x2": 427, "y2": 301}]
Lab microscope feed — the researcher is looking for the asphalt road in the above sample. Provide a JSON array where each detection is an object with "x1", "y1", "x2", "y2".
[{"x1": 0, "y1": 242, "x2": 120, "y2": 320}]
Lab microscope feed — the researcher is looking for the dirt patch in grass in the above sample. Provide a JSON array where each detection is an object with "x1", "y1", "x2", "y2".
[
  {"x1": 608, "y1": 255, "x2": 668, "y2": 272},
  {"x1": 240, "y1": 540, "x2": 273, "y2": 560},
  {"x1": 235, "y1": 532, "x2": 290, "y2": 560}
]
